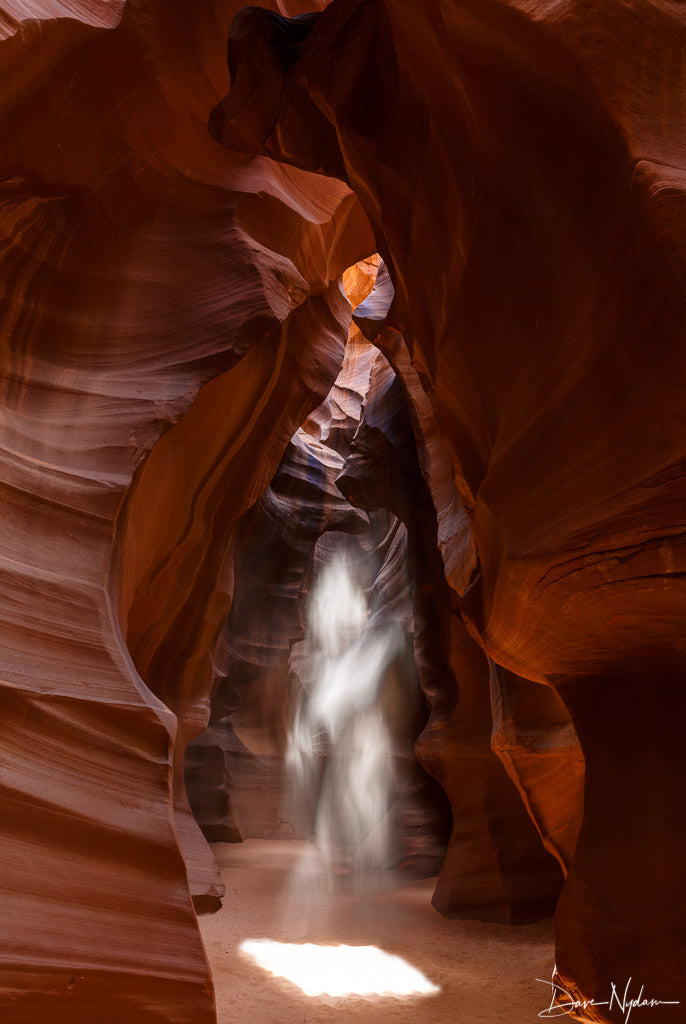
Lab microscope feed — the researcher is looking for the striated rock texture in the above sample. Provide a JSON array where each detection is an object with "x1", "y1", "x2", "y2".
[
  {"x1": 490, "y1": 664, "x2": 584, "y2": 877},
  {"x1": 0, "y1": 0, "x2": 373, "y2": 1019},
  {"x1": 2, "y1": 0, "x2": 683, "y2": 1021},
  {"x1": 213, "y1": 0, "x2": 686, "y2": 1014},
  {"x1": 338, "y1": 332, "x2": 564, "y2": 920},
  {"x1": 352, "y1": 266, "x2": 583, "y2": 911}
]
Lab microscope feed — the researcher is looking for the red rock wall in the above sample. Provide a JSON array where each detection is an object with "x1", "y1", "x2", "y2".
[
  {"x1": 212, "y1": 0, "x2": 686, "y2": 1014},
  {"x1": 338, "y1": 333, "x2": 564, "y2": 919},
  {"x1": 0, "y1": 0, "x2": 372, "y2": 1019}
]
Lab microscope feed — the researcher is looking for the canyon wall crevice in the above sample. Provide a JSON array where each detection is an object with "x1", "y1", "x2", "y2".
[{"x1": 186, "y1": 261, "x2": 452, "y2": 873}]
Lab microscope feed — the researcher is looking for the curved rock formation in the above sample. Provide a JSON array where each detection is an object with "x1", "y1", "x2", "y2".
[
  {"x1": 0, "y1": 0, "x2": 373, "y2": 1018},
  {"x1": 2, "y1": 0, "x2": 683, "y2": 1020},
  {"x1": 213, "y1": 0, "x2": 686, "y2": 1012},
  {"x1": 490, "y1": 664, "x2": 584, "y2": 877},
  {"x1": 338, "y1": 332, "x2": 564, "y2": 920}
]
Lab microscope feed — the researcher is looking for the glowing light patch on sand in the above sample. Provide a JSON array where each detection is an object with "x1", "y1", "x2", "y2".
[{"x1": 239, "y1": 940, "x2": 440, "y2": 997}]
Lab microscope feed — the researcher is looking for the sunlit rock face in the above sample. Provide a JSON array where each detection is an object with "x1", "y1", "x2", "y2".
[
  {"x1": 214, "y1": 0, "x2": 686, "y2": 1012},
  {"x1": 0, "y1": 0, "x2": 373, "y2": 1019}
]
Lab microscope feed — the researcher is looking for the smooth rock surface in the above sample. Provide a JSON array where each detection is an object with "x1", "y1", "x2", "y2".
[
  {"x1": 0, "y1": 0, "x2": 371, "y2": 1018},
  {"x1": 2, "y1": 0, "x2": 684, "y2": 1021},
  {"x1": 213, "y1": 0, "x2": 686, "y2": 1013}
]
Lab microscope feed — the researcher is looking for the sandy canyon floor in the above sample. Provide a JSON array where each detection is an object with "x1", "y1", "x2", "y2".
[{"x1": 199, "y1": 840, "x2": 556, "y2": 1024}]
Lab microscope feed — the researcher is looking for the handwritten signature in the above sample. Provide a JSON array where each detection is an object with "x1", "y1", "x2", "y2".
[{"x1": 537, "y1": 966, "x2": 680, "y2": 1023}]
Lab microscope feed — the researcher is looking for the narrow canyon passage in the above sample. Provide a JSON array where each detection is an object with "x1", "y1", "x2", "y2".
[
  {"x1": 185, "y1": 257, "x2": 565, "y2": 1022},
  {"x1": 199, "y1": 840, "x2": 556, "y2": 1024},
  {"x1": 0, "y1": 2, "x2": 683, "y2": 1022}
]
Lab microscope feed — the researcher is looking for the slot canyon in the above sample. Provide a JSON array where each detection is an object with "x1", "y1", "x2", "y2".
[{"x1": 0, "y1": 1, "x2": 684, "y2": 1023}]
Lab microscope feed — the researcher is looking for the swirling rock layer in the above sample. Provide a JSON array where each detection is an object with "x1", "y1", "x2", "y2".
[
  {"x1": 2, "y1": 0, "x2": 684, "y2": 1020},
  {"x1": 214, "y1": 0, "x2": 686, "y2": 1013},
  {"x1": 0, "y1": 0, "x2": 372, "y2": 1019},
  {"x1": 338, "y1": 334, "x2": 564, "y2": 919}
]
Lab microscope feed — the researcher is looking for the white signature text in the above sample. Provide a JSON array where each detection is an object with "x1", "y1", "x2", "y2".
[{"x1": 537, "y1": 966, "x2": 680, "y2": 1023}]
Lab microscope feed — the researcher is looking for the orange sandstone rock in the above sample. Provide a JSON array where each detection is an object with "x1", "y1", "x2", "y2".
[
  {"x1": 214, "y1": 0, "x2": 686, "y2": 1012},
  {"x1": 0, "y1": 0, "x2": 371, "y2": 1019}
]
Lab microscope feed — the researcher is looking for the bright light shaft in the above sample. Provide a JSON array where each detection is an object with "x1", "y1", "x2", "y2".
[
  {"x1": 239, "y1": 940, "x2": 440, "y2": 997},
  {"x1": 286, "y1": 554, "x2": 403, "y2": 869},
  {"x1": 308, "y1": 553, "x2": 368, "y2": 658}
]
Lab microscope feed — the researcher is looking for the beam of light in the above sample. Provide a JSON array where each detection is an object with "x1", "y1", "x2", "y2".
[
  {"x1": 239, "y1": 939, "x2": 440, "y2": 997},
  {"x1": 286, "y1": 554, "x2": 404, "y2": 872}
]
